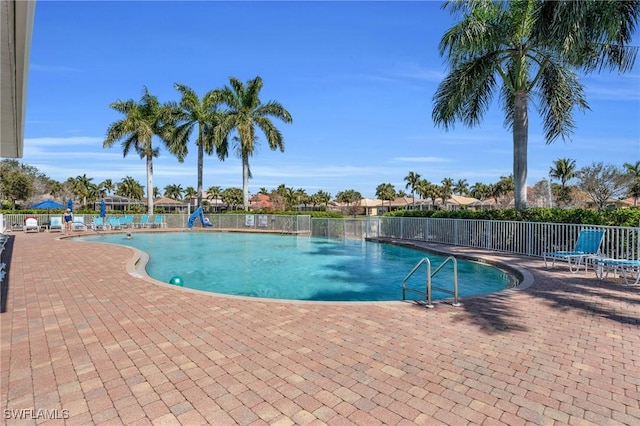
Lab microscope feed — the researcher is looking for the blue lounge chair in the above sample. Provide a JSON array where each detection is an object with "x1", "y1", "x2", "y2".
[
  {"x1": 108, "y1": 217, "x2": 122, "y2": 230},
  {"x1": 543, "y1": 229, "x2": 605, "y2": 273},
  {"x1": 594, "y1": 258, "x2": 640, "y2": 286},
  {"x1": 92, "y1": 217, "x2": 106, "y2": 231},
  {"x1": 49, "y1": 216, "x2": 63, "y2": 232},
  {"x1": 151, "y1": 215, "x2": 164, "y2": 228},
  {"x1": 135, "y1": 214, "x2": 149, "y2": 228}
]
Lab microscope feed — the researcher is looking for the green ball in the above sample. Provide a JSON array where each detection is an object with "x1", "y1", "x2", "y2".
[{"x1": 169, "y1": 276, "x2": 184, "y2": 286}]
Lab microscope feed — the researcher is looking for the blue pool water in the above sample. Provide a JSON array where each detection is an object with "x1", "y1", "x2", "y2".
[{"x1": 77, "y1": 232, "x2": 514, "y2": 302}]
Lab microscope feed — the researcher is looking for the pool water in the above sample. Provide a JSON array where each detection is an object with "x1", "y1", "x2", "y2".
[{"x1": 77, "y1": 232, "x2": 514, "y2": 302}]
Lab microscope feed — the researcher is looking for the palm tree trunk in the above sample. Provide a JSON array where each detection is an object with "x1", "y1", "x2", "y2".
[
  {"x1": 242, "y1": 155, "x2": 250, "y2": 210},
  {"x1": 513, "y1": 91, "x2": 529, "y2": 210},
  {"x1": 197, "y1": 140, "x2": 204, "y2": 208},
  {"x1": 146, "y1": 155, "x2": 154, "y2": 216}
]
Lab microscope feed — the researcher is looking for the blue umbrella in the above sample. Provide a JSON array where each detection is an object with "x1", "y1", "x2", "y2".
[
  {"x1": 100, "y1": 199, "x2": 106, "y2": 218},
  {"x1": 30, "y1": 199, "x2": 65, "y2": 210},
  {"x1": 67, "y1": 199, "x2": 73, "y2": 212},
  {"x1": 30, "y1": 199, "x2": 66, "y2": 222}
]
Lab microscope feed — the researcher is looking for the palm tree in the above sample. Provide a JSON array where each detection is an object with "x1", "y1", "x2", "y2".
[
  {"x1": 312, "y1": 190, "x2": 331, "y2": 209},
  {"x1": 440, "y1": 178, "x2": 454, "y2": 205},
  {"x1": 104, "y1": 86, "x2": 178, "y2": 215},
  {"x1": 623, "y1": 160, "x2": 640, "y2": 207},
  {"x1": 376, "y1": 183, "x2": 396, "y2": 212},
  {"x1": 213, "y1": 76, "x2": 293, "y2": 210},
  {"x1": 101, "y1": 179, "x2": 115, "y2": 195},
  {"x1": 433, "y1": 1, "x2": 591, "y2": 210},
  {"x1": 549, "y1": 157, "x2": 577, "y2": 204},
  {"x1": 221, "y1": 187, "x2": 243, "y2": 210},
  {"x1": 116, "y1": 176, "x2": 144, "y2": 201},
  {"x1": 404, "y1": 171, "x2": 421, "y2": 206},
  {"x1": 533, "y1": 1, "x2": 639, "y2": 74},
  {"x1": 453, "y1": 179, "x2": 469, "y2": 196},
  {"x1": 172, "y1": 84, "x2": 229, "y2": 208},
  {"x1": 164, "y1": 184, "x2": 184, "y2": 201}
]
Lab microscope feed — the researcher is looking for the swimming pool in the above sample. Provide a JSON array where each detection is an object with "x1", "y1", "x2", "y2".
[{"x1": 77, "y1": 232, "x2": 515, "y2": 302}]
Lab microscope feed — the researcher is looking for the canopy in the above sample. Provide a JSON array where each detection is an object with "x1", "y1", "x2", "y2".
[{"x1": 30, "y1": 199, "x2": 65, "y2": 209}]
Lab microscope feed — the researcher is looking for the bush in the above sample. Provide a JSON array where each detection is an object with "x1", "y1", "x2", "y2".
[{"x1": 385, "y1": 207, "x2": 639, "y2": 227}]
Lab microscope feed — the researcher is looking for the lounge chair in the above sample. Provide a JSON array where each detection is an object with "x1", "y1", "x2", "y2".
[
  {"x1": 151, "y1": 215, "x2": 165, "y2": 228},
  {"x1": 72, "y1": 216, "x2": 87, "y2": 231},
  {"x1": 92, "y1": 217, "x2": 106, "y2": 231},
  {"x1": 594, "y1": 258, "x2": 640, "y2": 286},
  {"x1": 135, "y1": 214, "x2": 149, "y2": 228},
  {"x1": 49, "y1": 216, "x2": 63, "y2": 232},
  {"x1": 108, "y1": 217, "x2": 122, "y2": 230},
  {"x1": 23, "y1": 217, "x2": 39, "y2": 233},
  {"x1": 543, "y1": 229, "x2": 605, "y2": 273},
  {"x1": 120, "y1": 215, "x2": 134, "y2": 228}
]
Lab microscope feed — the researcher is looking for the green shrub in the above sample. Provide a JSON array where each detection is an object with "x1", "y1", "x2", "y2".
[{"x1": 385, "y1": 207, "x2": 638, "y2": 227}]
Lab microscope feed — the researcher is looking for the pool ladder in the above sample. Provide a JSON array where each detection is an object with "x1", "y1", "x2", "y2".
[{"x1": 402, "y1": 256, "x2": 460, "y2": 308}]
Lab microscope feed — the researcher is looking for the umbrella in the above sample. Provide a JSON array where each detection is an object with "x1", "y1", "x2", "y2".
[
  {"x1": 30, "y1": 199, "x2": 66, "y2": 222},
  {"x1": 30, "y1": 199, "x2": 65, "y2": 210},
  {"x1": 67, "y1": 199, "x2": 73, "y2": 212},
  {"x1": 100, "y1": 199, "x2": 106, "y2": 218}
]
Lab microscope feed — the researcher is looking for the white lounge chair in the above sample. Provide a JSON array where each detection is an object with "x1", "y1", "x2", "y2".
[
  {"x1": 23, "y1": 217, "x2": 40, "y2": 233},
  {"x1": 72, "y1": 215, "x2": 87, "y2": 231}
]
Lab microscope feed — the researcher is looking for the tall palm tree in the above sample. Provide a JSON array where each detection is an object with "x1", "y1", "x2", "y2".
[
  {"x1": 213, "y1": 76, "x2": 293, "y2": 210},
  {"x1": 433, "y1": 1, "x2": 591, "y2": 210},
  {"x1": 623, "y1": 160, "x2": 640, "y2": 207},
  {"x1": 432, "y1": 0, "x2": 589, "y2": 209},
  {"x1": 435, "y1": 0, "x2": 639, "y2": 210},
  {"x1": 172, "y1": 84, "x2": 229, "y2": 208},
  {"x1": 404, "y1": 171, "x2": 421, "y2": 205},
  {"x1": 104, "y1": 87, "x2": 177, "y2": 215}
]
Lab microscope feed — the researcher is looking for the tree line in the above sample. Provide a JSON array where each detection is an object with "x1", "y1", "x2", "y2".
[{"x1": 2, "y1": 157, "x2": 637, "y2": 213}]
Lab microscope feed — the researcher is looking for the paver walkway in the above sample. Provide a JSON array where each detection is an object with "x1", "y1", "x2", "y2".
[{"x1": 1, "y1": 230, "x2": 639, "y2": 425}]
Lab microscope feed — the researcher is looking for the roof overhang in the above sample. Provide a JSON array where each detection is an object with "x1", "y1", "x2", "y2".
[{"x1": 1, "y1": 0, "x2": 36, "y2": 158}]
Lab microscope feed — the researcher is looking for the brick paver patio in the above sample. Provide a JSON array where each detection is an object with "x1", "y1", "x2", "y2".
[{"x1": 1, "y1": 229, "x2": 638, "y2": 425}]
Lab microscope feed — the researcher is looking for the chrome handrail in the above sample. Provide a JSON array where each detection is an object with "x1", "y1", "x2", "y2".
[{"x1": 402, "y1": 256, "x2": 460, "y2": 308}]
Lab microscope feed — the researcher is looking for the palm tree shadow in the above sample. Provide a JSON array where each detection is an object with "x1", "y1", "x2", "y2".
[{"x1": 449, "y1": 267, "x2": 640, "y2": 335}]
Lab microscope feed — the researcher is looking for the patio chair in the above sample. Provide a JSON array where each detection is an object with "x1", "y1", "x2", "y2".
[
  {"x1": 543, "y1": 229, "x2": 605, "y2": 273},
  {"x1": 72, "y1": 215, "x2": 87, "y2": 231},
  {"x1": 108, "y1": 217, "x2": 122, "y2": 230},
  {"x1": 594, "y1": 258, "x2": 640, "y2": 286},
  {"x1": 49, "y1": 216, "x2": 63, "y2": 232},
  {"x1": 23, "y1": 217, "x2": 39, "y2": 233},
  {"x1": 92, "y1": 217, "x2": 106, "y2": 231},
  {"x1": 151, "y1": 215, "x2": 165, "y2": 228},
  {"x1": 120, "y1": 215, "x2": 134, "y2": 228},
  {"x1": 135, "y1": 214, "x2": 149, "y2": 228}
]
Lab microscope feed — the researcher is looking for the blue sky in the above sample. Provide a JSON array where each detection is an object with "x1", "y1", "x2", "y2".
[{"x1": 23, "y1": 1, "x2": 640, "y2": 199}]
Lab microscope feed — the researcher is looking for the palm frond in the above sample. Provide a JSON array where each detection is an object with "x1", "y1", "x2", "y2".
[{"x1": 537, "y1": 61, "x2": 590, "y2": 144}]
